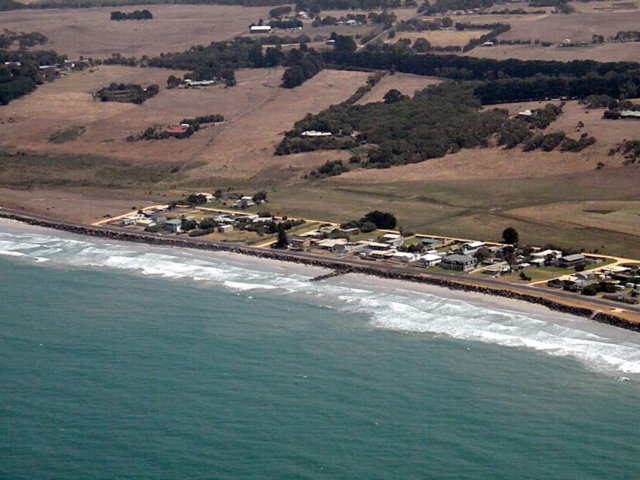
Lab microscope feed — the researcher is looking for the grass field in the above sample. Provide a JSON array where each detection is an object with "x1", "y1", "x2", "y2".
[
  {"x1": 355, "y1": 73, "x2": 441, "y2": 104},
  {"x1": 388, "y1": 30, "x2": 491, "y2": 47},
  {"x1": 0, "y1": 5, "x2": 272, "y2": 58},
  {"x1": 458, "y1": 1, "x2": 640, "y2": 61},
  {"x1": 0, "y1": 65, "x2": 369, "y2": 180}
]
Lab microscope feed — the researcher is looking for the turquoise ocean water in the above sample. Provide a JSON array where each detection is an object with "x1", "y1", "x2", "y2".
[{"x1": 1, "y1": 220, "x2": 639, "y2": 479}]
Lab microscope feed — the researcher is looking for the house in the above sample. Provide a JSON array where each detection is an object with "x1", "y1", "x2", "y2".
[
  {"x1": 317, "y1": 238, "x2": 348, "y2": 253},
  {"x1": 517, "y1": 109, "x2": 533, "y2": 117},
  {"x1": 166, "y1": 125, "x2": 188, "y2": 136},
  {"x1": 417, "y1": 253, "x2": 442, "y2": 267},
  {"x1": 357, "y1": 241, "x2": 391, "y2": 251},
  {"x1": 382, "y1": 233, "x2": 404, "y2": 248},
  {"x1": 136, "y1": 218, "x2": 156, "y2": 228},
  {"x1": 184, "y1": 79, "x2": 216, "y2": 87},
  {"x1": 530, "y1": 249, "x2": 562, "y2": 260},
  {"x1": 165, "y1": 218, "x2": 183, "y2": 233},
  {"x1": 345, "y1": 19, "x2": 357, "y2": 25},
  {"x1": 369, "y1": 249, "x2": 396, "y2": 260},
  {"x1": 250, "y1": 25, "x2": 272, "y2": 33},
  {"x1": 419, "y1": 237, "x2": 443, "y2": 248},
  {"x1": 558, "y1": 254, "x2": 586, "y2": 268},
  {"x1": 289, "y1": 236, "x2": 311, "y2": 251},
  {"x1": 337, "y1": 227, "x2": 360, "y2": 236},
  {"x1": 461, "y1": 241, "x2": 485, "y2": 255},
  {"x1": 121, "y1": 213, "x2": 146, "y2": 226},
  {"x1": 481, "y1": 41, "x2": 494, "y2": 47},
  {"x1": 150, "y1": 215, "x2": 167, "y2": 226},
  {"x1": 217, "y1": 224, "x2": 233, "y2": 233},
  {"x1": 441, "y1": 254, "x2": 476, "y2": 272}
]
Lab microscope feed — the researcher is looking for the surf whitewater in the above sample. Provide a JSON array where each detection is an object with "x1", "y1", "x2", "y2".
[{"x1": 1, "y1": 219, "x2": 640, "y2": 376}]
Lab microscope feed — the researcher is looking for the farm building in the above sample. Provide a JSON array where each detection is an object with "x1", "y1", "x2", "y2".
[{"x1": 250, "y1": 25, "x2": 272, "y2": 33}]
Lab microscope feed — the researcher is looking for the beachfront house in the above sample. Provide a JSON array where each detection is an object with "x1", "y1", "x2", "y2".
[
  {"x1": 382, "y1": 234, "x2": 404, "y2": 248},
  {"x1": 417, "y1": 253, "x2": 442, "y2": 267},
  {"x1": 441, "y1": 254, "x2": 477, "y2": 272},
  {"x1": 289, "y1": 236, "x2": 311, "y2": 251},
  {"x1": 165, "y1": 219, "x2": 183, "y2": 233}
]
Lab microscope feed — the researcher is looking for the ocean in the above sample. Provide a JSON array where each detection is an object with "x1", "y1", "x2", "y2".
[{"x1": 1, "y1": 220, "x2": 639, "y2": 479}]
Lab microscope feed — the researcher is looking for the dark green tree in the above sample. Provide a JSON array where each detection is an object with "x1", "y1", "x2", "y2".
[{"x1": 502, "y1": 227, "x2": 519, "y2": 245}]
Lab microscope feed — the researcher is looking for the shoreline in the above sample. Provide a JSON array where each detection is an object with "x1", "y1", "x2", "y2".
[{"x1": 1, "y1": 208, "x2": 639, "y2": 333}]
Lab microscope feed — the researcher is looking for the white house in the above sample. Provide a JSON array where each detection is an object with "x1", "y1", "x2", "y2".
[
  {"x1": 382, "y1": 233, "x2": 404, "y2": 248},
  {"x1": 217, "y1": 224, "x2": 233, "y2": 233},
  {"x1": 461, "y1": 241, "x2": 485, "y2": 255},
  {"x1": 392, "y1": 252, "x2": 418, "y2": 263},
  {"x1": 418, "y1": 253, "x2": 442, "y2": 267}
]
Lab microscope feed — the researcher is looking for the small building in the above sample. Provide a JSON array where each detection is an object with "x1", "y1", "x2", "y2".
[
  {"x1": 217, "y1": 224, "x2": 233, "y2": 233},
  {"x1": 482, "y1": 262, "x2": 511, "y2": 275},
  {"x1": 301, "y1": 130, "x2": 332, "y2": 137},
  {"x1": 337, "y1": 227, "x2": 360, "y2": 236},
  {"x1": 165, "y1": 218, "x2": 183, "y2": 233},
  {"x1": 419, "y1": 237, "x2": 443, "y2": 248},
  {"x1": 121, "y1": 213, "x2": 146, "y2": 226},
  {"x1": 345, "y1": 19, "x2": 357, "y2": 25},
  {"x1": 441, "y1": 254, "x2": 476, "y2": 272},
  {"x1": 250, "y1": 25, "x2": 272, "y2": 34},
  {"x1": 481, "y1": 41, "x2": 494, "y2": 47},
  {"x1": 289, "y1": 236, "x2": 311, "y2": 251},
  {"x1": 517, "y1": 109, "x2": 533, "y2": 117},
  {"x1": 620, "y1": 110, "x2": 640, "y2": 119},
  {"x1": 558, "y1": 254, "x2": 586, "y2": 268}
]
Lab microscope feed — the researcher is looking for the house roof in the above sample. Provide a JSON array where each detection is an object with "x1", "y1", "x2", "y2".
[
  {"x1": 166, "y1": 125, "x2": 187, "y2": 134},
  {"x1": 562, "y1": 254, "x2": 585, "y2": 262},
  {"x1": 444, "y1": 254, "x2": 475, "y2": 263}
]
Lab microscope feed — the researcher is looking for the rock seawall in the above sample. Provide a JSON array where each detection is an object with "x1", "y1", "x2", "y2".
[{"x1": 1, "y1": 210, "x2": 638, "y2": 333}]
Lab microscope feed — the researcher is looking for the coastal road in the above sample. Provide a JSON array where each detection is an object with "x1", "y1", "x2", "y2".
[{"x1": 1, "y1": 207, "x2": 639, "y2": 322}]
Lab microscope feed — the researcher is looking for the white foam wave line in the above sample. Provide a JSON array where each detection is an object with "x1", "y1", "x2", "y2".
[{"x1": 2, "y1": 227, "x2": 640, "y2": 374}]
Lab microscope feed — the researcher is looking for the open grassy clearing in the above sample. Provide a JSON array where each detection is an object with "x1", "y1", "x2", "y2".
[
  {"x1": 388, "y1": 29, "x2": 491, "y2": 47},
  {"x1": 355, "y1": 73, "x2": 441, "y2": 104},
  {"x1": 0, "y1": 5, "x2": 272, "y2": 58},
  {"x1": 468, "y1": 42, "x2": 640, "y2": 62}
]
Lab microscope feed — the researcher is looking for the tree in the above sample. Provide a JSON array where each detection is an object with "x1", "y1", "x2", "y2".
[
  {"x1": 383, "y1": 88, "x2": 405, "y2": 104},
  {"x1": 274, "y1": 223, "x2": 288, "y2": 248},
  {"x1": 333, "y1": 34, "x2": 357, "y2": 52},
  {"x1": 413, "y1": 38, "x2": 431, "y2": 53},
  {"x1": 361, "y1": 210, "x2": 397, "y2": 230},
  {"x1": 502, "y1": 227, "x2": 519, "y2": 245}
]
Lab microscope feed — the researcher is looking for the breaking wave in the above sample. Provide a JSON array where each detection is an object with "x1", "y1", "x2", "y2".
[{"x1": 2, "y1": 221, "x2": 640, "y2": 375}]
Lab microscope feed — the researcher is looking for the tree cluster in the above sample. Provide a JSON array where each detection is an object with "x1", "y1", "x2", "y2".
[
  {"x1": 0, "y1": 30, "x2": 48, "y2": 49},
  {"x1": 96, "y1": 82, "x2": 159, "y2": 104},
  {"x1": 110, "y1": 9, "x2": 153, "y2": 20},
  {"x1": 279, "y1": 83, "x2": 507, "y2": 167},
  {"x1": 281, "y1": 48, "x2": 324, "y2": 88},
  {"x1": 0, "y1": 49, "x2": 66, "y2": 105}
]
